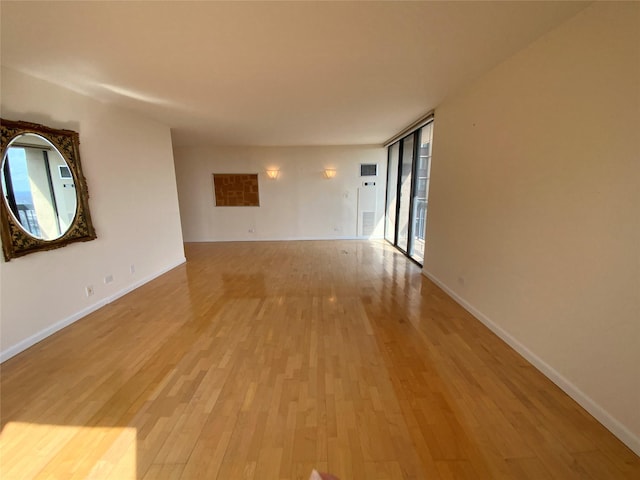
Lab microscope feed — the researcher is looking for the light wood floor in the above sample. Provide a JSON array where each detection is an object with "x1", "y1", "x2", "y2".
[{"x1": 1, "y1": 241, "x2": 638, "y2": 479}]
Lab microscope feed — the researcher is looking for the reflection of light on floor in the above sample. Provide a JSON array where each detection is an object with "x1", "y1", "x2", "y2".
[{"x1": 0, "y1": 422, "x2": 136, "y2": 479}]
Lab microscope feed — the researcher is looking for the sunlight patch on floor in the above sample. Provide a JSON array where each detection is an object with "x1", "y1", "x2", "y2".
[{"x1": 0, "y1": 422, "x2": 136, "y2": 479}]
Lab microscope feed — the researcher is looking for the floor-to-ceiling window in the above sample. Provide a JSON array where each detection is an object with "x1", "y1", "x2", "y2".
[
  {"x1": 384, "y1": 143, "x2": 400, "y2": 245},
  {"x1": 396, "y1": 134, "x2": 414, "y2": 253},
  {"x1": 384, "y1": 118, "x2": 434, "y2": 265},
  {"x1": 409, "y1": 123, "x2": 433, "y2": 263}
]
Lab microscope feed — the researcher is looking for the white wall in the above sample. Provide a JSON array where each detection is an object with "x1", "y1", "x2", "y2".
[
  {"x1": 425, "y1": 3, "x2": 639, "y2": 453},
  {"x1": 1, "y1": 67, "x2": 186, "y2": 360},
  {"x1": 174, "y1": 145, "x2": 387, "y2": 242}
]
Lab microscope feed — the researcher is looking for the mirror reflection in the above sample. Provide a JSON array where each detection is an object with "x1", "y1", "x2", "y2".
[{"x1": 1, "y1": 134, "x2": 78, "y2": 240}]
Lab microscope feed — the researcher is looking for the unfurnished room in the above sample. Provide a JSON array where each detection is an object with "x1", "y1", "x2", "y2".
[{"x1": 0, "y1": 1, "x2": 639, "y2": 479}]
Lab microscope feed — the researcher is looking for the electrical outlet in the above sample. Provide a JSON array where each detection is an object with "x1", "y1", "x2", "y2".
[
  {"x1": 248, "y1": 228, "x2": 255, "y2": 233},
  {"x1": 104, "y1": 274, "x2": 114, "y2": 284},
  {"x1": 130, "y1": 264, "x2": 135, "y2": 274},
  {"x1": 85, "y1": 285, "x2": 94, "y2": 297}
]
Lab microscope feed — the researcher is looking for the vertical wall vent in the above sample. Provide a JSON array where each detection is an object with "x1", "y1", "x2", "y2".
[
  {"x1": 361, "y1": 211, "x2": 376, "y2": 236},
  {"x1": 357, "y1": 185, "x2": 377, "y2": 237}
]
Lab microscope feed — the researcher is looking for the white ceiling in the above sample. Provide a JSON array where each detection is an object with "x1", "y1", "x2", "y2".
[{"x1": 1, "y1": 1, "x2": 589, "y2": 147}]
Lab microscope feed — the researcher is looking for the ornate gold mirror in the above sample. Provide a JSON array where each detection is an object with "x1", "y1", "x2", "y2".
[{"x1": 1, "y1": 119, "x2": 96, "y2": 261}]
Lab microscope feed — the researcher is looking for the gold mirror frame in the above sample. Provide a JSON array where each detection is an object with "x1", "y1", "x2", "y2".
[{"x1": 1, "y1": 119, "x2": 96, "y2": 261}]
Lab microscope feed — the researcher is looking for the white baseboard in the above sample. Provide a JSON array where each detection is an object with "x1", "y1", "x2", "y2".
[
  {"x1": 0, "y1": 257, "x2": 186, "y2": 363},
  {"x1": 422, "y1": 269, "x2": 640, "y2": 457},
  {"x1": 184, "y1": 235, "x2": 384, "y2": 243}
]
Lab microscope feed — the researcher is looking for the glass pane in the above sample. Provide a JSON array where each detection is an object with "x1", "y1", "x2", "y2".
[
  {"x1": 409, "y1": 123, "x2": 433, "y2": 263},
  {"x1": 2, "y1": 141, "x2": 75, "y2": 240},
  {"x1": 385, "y1": 143, "x2": 399, "y2": 243},
  {"x1": 397, "y1": 134, "x2": 414, "y2": 252},
  {"x1": 5, "y1": 147, "x2": 43, "y2": 238}
]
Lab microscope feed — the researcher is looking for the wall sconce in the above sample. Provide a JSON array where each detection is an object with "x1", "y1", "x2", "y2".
[
  {"x1": 324, "y1": 168, "x2": 337, "y2": 179},
  {"x1": 266, "y1": 169, "x2": 280, "y2": 179}
]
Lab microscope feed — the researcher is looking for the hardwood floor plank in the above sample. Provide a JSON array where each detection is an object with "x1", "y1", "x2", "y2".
[{"x1": 1, "y1": 240, "x2": 638, "y2": 479}]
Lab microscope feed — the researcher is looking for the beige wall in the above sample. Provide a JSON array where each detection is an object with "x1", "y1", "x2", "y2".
[
  {"x1": 174, "y1": 145, "x2": 387, "y2": 242},
  {"x1": 425, "y1": 3, "x2": 639, "y2": 453},
  {"x1": 47, "y1": 149, "x2": 78, "y2": 232},
  {"x1": 1, "y1": 67, "x2": 186, "y2": 360}
]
